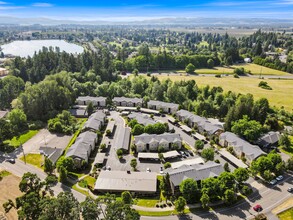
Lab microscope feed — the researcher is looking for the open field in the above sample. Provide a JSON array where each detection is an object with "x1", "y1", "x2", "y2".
[
  {"x1": 232, "y1": 63, "x2": 290, "y2": 76},
  {"x1": 0, "y1": 173, "x2": 21, "y2": 220},
  {"x1": 194, "y1": 63, "x2": 289, "y2": 75},
  {"x1": 156, "y1": 75, "x2": 293, "y2": 111}
]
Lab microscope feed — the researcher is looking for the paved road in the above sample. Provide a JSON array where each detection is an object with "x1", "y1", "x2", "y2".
[
  {"x1": 141, "y1": 173, "x2": 293, "y2": 220},
  {"x1": 0, "y1": 157, "x2": 86, "y2": 202}
]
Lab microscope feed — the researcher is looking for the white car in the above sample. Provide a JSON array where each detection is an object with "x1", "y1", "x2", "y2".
[
  {"x1": 146, "y1": 168, "x2": 151, "y2": 172},
  {"x1": 276, "y1": 175, "x2": 284, "y2": 181},
  {"x1": 270, "y1": 179, "x2": 277, "y2": 185}
]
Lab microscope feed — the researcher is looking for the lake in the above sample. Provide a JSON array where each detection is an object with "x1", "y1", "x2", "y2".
[{"x1": 1, "y1": 40, "x2": 84, "y2": 57}]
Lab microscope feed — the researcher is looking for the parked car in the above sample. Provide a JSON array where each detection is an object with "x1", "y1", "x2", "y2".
[
  {"x1": 253, "y1": 204, "x2": 263, "y2": 212},
  {"x1": 160, "y1": 167, "x2": 164, "y2": 174},
  {"x1": 146, "y1": 168, "x2": 151, "y2": 172},
  {"x1": 287, "y1": 187, "x2": 293, "y2": 192},
  {"x1": 269, "y1": 179, "x2": 277, "y2": 185},
  {"x1": 276, "y1": 175, "x2": 284, "y2": 181},
  {"x1": 107, "y1": 166, "x2": 111, "y2": 171},
  {"x1": 6, "y1": 158, "x2": 15, "y2": 164}
]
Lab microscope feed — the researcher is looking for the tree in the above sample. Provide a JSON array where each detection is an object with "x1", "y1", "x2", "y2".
[
  {"x1": 81, "y1": 197, "x2": 101, "y2": 220},
  {"x1": 116, "y1": 149, "x2": 123, "y2": 158},
  {"x1": 185, "y1": 63, "x2": 196, "y2": 74},
  {"x1": 195, "y1": 140, "x2": 204, "y2": 150},
  {"x1": 201, "y1": 148, "x2": 214, "y2": 161},
  {"x1": 105, "y1": 200, "x2": 140, "y2": 220},
  {"x1": 0, "y1": 119, "x2": 13, "y2": 145},
  {"x1": 262, "y1": 170, "x2": 274, "y2": 181},
  {"x1": 231, "y1": 115, "x2": 263, "y2": 142},
  {"x1": 130, "y1": 159, "x2": 137, "y2": 171},
  {"x1": 286, "y1": 157, "x2": 293, "y2": 171},
  {"x1": 179, "y1": 178, "x2": 199, "y2": 203},
  {"x1": 59, "y1": 166, "x2": 68, "y2": 183},
  {"x1": 233, "y1": 167, "x2": 249, "y2": 184},
  {"x1": 7, "y1": 109, "x2": 27, "y2": 133},
  {"x1": 200, "y1": 193, "x2": 210, "y2": 208},
  {"x1": 121, "y1": 191, "x2": 132, "y2": 205},
  {"x1": 44, "y1": 157, "x2": 54, "y2": 174},
  {"x1": 207, "y1": 59, "x2": 214, "y2": 68},
  {"x1": 160, "y1": 173, "x2": 172, "y2": 202},
  {"x1": 132, "y1": 124, "x2": 145, "y2": 135},
  {"x1": 175, "y1": 197, "x2": 186, "y2": 214},
  {"x1": 56, "y1": 156, "x2": 74, "y2": 172},
  {"x1": 279, "y1": 134, "x2": 291, "y2": 150},
  {"x1": 164, "y1": 162, "x2": 171, "y2": 169},
  {"x1": 224, "y1": 189, "x2": 236, "y2": 205},
  {"x1": 86, "y1": 102, "x2": 94, "y2": 116},
  {"x1": 224, "y1": 162, "x2": 230, "y2": 172}
]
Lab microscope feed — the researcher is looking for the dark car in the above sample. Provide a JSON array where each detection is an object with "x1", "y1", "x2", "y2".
[
  {"x1": 253, "y1": 204, "x2": 263, "y2": 212},
  {"x1": 6, "y1": 158, "x2": 15, "y2": 164}
]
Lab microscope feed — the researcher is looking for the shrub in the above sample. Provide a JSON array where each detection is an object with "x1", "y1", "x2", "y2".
[
  {"x1": 100, "y1": 143, "x2": 106, "y2": 151},
  {"x1": 215, "y1": 74, "x2": 221, "y2": 78},
  {"x1": 106, "y1": 129, "x2": 111, "y2": 136},
  {"x1": 258, "y1": 81, "x2": 272, "y2": 90},
  {"x1": 164, "y1": 162, "x2": 171, "y2": 169},
  {"x1": 234, "y1": 74, "x2": 240, "y2": 78}
]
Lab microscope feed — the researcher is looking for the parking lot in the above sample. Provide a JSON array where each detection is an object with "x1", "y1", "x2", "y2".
[{"x1": 100, "y1": 110, "x2": 238, "y2": 175}]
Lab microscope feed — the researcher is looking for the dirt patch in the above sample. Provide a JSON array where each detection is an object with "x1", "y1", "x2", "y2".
[
  {"x1": 0, "y1": 174, "x2": 21, "y2": 220},
  {"x1": 272, "y1": 197, "x2": 293, "y2": 214}
]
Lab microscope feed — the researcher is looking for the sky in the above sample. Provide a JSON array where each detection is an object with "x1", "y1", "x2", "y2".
[{"x1": 0, "y1": 0, "x2": 293, "y2": 21}]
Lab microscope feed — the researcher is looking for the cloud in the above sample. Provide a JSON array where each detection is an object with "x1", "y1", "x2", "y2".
[
  {"x1": 0, "y1": 6, "x2": 25, "y2": 10},
  {"x1": 32, "y1": 2, "x2": 54, "y2": 7},
  {"x1": 275, "y1": 0, "x2": 293, "y2": 5},
  {"x1": 0, "y1": 1, "x2": 8, "y2": 4}
]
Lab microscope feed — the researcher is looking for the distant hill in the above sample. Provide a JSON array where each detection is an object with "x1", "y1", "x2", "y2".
[{"x1": 0, "y1": 16, "x2": 292, "y2": 26}]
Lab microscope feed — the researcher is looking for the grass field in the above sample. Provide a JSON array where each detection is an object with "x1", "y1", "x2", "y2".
[
  {"x1": 156, "y1": 75, "x2": 293, "y2": 111},
  {"x1": 0, "y1": 170, "x2": 11, "y2": 178},
  {"x1": 4, "y1": 130, "x2": 39, "y2": 148},
  {"x1": 20, "y1": 153, "x2": 43, "y2": 169},
  {"x1": 193, "y1": 63, "x2": 289, "y2": 75},
  {"x1": 232, "y1": 63, "x2": 290, "y2": 76},
  {"x1": 136, "y1": 198, "x2": 160, "y2": 208},
  {"x1": 278, "y1": 208, "x2": 293, "y2": 220}
]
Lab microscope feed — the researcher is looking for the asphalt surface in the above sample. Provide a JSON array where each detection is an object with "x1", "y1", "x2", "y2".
[{"x1": 0, "y1": 158, "x2": 86, "y2": 202}]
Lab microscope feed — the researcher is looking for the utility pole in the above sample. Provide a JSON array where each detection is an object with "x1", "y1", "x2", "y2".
[{"x1": 20, "y1": 142, "x2": 26, "y2": 164}]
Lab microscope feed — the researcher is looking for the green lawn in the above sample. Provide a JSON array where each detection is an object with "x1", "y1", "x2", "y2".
[
  {"x1": 156, "y1": 75, "x2": 293, "y2": 111},
  {"x1": 19, "y1": 153, "x2": 43, "y2": 169},
  {"x1": 136, "y1": 198, "x2": 160, "y2": 208},
  {"x1": 64, "y1": 119, "x2": 87, "y2": 153},
  {"x1": 0, "y1": 170, "x2": 11, "y2": 178},
  {"x1": 72, "y1": 184, "x2": 90, "y2": 197},
  {"x1": 278, "y1": 208, "x2": 293, "y2": 220},
  {"x1": 4, "y1": 130, "x2": 39, "y2": 147},
  {"x1": 78, "y1": 175, "x2": 96, "y2": 189},
  {"x1": 195, "y1": 67, "x2": 234, "y2": 75},
  {"x1": 137, "y1": 208, "x2": 189, "y2": 216}
]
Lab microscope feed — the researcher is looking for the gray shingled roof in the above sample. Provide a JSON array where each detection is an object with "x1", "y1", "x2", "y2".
[
  {"x1": 77, "y1": 96, "x2": 106, "y2": 102},
  {"x1": 83, "y1": 111, "x2": 105, "y2": 131},
  {"x1": 166, "y1": 161, "x2": 224, "y2": 186},
  {"x1": 113, "y1": 96, "x2": 143, "y2": 104},
  {"x1": 220, "y1": 132, "x2": 265, "y2": 161},
  {"x1": 257, "y1": 131, "x2": 281, "y2": 147},
  {"x1": 134, "y1": 133, "x2": 182, "y2": 145},
  {"x1": 69, "y1": 108, "x2": 88, "y2": 117},
  {"x1": 39, "y1": 146, "x2": 63, "y2": 164},
  {"x1": 176, "y1": 110, "x2": 222, "y2": 135},
  {"x1": 128, "y1": 112, "x2": 155, "y2": 126},
  {"x1": 148, "y1": 100, "x2": 179, "y2": 109},
  {"x1": 0, "y1": 110, "x2": 8, "y2": 119},
  {"x1": 66, "y1": 131, "x2": 96, "y2": 161}
]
